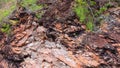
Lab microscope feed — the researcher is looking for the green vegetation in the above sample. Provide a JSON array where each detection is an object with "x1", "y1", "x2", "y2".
[
  {"x1": 0, "y1": 0, "x2": 42, "y2": 33},
  {"x1": 95, "y1": 3, "x2": 111, "y2": 16},
  {"x1": 21, "y1": 0, "x2": 42, "y2": 11},
  {"x1": 0, "y1": 6, "x2": 15, "y2": 22},
  {"x1": 0, "y1": 0, "x2": 116, "y2": 33},
  {"x1": 20, "y1": 0, "x2": 43, "y2": 19},
  {"x1": 74, "y1": 0, "x2": 111, "y2": 31},
  {"x1": 74, "y1": 0, "x2": 94, "y2": 31},
  {"x1": 0, "y1": 23, "x2": 11, "y2": 34},
  {"x1": 0, "y1": 0, "x2": 16, "y2": 22},
  {"x1": 74, "y1": 0, "x2": 88, "y2": 22},
  {"x1": 0, "y1": 0, "x2": 16, "y2": 33}
]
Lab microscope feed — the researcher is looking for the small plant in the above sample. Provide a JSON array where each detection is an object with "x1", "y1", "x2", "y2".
[
  {"x1": 20, "y1": 0, "x2": 43, "y2": 19},
  {"x1": 21, "y1": 0, "x2": 43, "y2": 11},
  {"x1": 74, "y1": 0, "x2": 94, "y2": 31},
  {"x1": 0, "y1": 0, "x2": 15, "y2": 34},
  {"x1": 74, "y1": 0, "x2": 111, "y2": 31},
  {"x1": 86, "y1": 21, "x2": 94, "y2": 31},
  {"x1": 74, "y1": 0, "x2": 88, "y2": 22},
  {"x1": 96, "y1": 5, "x2": 108, "y2": 16},
  {"x1": 0, "y1": 23, "x2": 11, "y2": 34}
]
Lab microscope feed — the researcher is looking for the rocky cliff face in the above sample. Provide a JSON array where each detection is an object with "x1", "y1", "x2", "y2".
[{"x1": 0, "y1": 0, "x2": 120, "y2": 68}]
